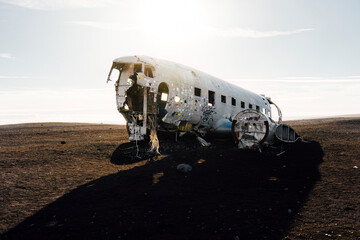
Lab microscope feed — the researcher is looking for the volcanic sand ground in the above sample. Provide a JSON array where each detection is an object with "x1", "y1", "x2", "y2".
[{"x1": 0, "y1": 119, "x2": 359, "y2": 239}]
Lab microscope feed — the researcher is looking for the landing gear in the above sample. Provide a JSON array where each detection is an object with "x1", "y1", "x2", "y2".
[{"x1": 232, "y1": 109, "x2": 273, "y2": 149}]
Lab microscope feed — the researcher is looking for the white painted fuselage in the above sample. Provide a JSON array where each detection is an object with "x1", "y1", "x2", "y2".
[{"x1": 107, "y1": 56, "x2": 278, "y2": 143}]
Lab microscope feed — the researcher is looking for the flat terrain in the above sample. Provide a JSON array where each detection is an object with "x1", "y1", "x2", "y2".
[{"x1": 0, "y1": 119, "x2": 359, "y2": 239}]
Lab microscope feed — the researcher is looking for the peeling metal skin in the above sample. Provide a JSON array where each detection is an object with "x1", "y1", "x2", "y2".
[{"x1": 107, "y1": 55, "x2": 299, "y2": 149}]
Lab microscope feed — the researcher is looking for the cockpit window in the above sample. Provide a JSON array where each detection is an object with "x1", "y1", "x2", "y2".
[
  {"x1": 134, "y1": 63, "x2": 142, "y2": 73},
  {"x1": 108, "y1": 68, "x2": 120, "y2": 82}
]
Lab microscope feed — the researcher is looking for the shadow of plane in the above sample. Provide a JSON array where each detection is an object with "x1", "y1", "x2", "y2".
[{"x1": 2, "y1": 140, "x2": 323, "y2": 240}]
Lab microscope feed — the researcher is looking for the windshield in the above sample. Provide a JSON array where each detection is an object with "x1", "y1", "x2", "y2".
[{"x1": 107, "y1": 63, "x2": 125, "y2": 83}]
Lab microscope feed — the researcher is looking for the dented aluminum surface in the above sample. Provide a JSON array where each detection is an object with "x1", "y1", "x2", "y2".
[{"x1": 107, "y1": 55, "x2": 298, "y2": 149}]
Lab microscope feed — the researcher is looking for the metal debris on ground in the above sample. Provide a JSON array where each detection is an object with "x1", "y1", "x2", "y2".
[
  {"x1": 177, "y1": 164, "x2": 192, "y2": 173},
  {"x1": 148, "y1": 117, "x2": 160, "y2": 154},
  {"x1": 196, "y1": 136, "x2": 211, "y2": 147}
]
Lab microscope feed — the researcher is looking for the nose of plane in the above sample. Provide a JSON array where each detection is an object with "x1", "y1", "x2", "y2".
[{"x1": 113, "y1": 56, "x2": 139, "y2": 64}]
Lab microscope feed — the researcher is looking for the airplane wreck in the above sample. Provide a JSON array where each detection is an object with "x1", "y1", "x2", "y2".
[{"x1": 107, "y1": 56, "x2": 301, "y2": 151}]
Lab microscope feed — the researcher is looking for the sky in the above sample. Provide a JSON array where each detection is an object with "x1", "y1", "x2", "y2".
[{"x1": 0, "y1": 0, "x2": 360, "y2": 125}]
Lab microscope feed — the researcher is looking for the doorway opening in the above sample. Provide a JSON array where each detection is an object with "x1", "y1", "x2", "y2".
[{"x1": 157, "y1": 82, "x2": 169, "y2": 120}]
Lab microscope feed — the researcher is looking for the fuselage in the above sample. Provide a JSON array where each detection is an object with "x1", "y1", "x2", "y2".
[{"x1": 107, "y1": 55, "x2": 274, "y2": 141}]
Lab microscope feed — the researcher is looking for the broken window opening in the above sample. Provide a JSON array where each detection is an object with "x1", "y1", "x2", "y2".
[
  {"x1": 208, "y1": 90, "x2": 215, "y2": 106},
  {"x1": 145, "y1": 65, "x2": 153, "y2": 77},
  {"x1": 249, "y1": 104, "x2": 253, "y2": 109},
  {"x1": 161, "y1": 93, "x2": 168, "y2": 101},
  {"x1": 241, "y1": 101, "x2": 245, "y2": 108},
  {"x1": 256, "y1": 105, "x2": 260, "y2": 111},
  {"x1": 221, "y1": 95, "x2": 226, "y2": 103},
  {"x1": 195, "y1": 87, "x2": 201, "y2": 97},
  {"x1": 108, "y1": 68, "x2": 120, "y2": 82},
  {"x1": 129, "y1": 74, "x2": 138, "y2": 85},
  {"x1": 157, "y1": 82, "x2": 169, "y2": 120},
  {"x1": 232, "y1": 97, "x2": 236, "y2": 106},
  {"x1": 134, "y1": 63, "x2": 142, "y2": 73},
  {"x1": 125, "y1": 84, "x2": 144, "y2": 112}
]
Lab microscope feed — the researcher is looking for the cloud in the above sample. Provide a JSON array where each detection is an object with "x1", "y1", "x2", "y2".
[
  {"x1": 206, "y1": 27, "x2": 314, "y2": 38},
  {"x1": 68, "y1": 20, "x2": 314, "y2": 39},
  {"x1": 282, "y1": 77, "x2": 321, "y2": 80},
  {"x1": 344, "y1": 75, "x2": 360, "y2": 79},
  {"x1": 0, "y1": 0, "x2": 119, "y2": 10},
  {"x1": 0, "y1": 53, "x2": 15, "y2": 59},
  {"x1": 68, "y1": 21, "x2": 112, "y2": 30},
  {"x1": 226, "y1": 78, "x2": 360, "y2": 84},
  {"x1": 0, "y1": 75, "x2": 46, "y2": 79},
  {"x1": 67, "y1": 21, "x2": 138, "y2": 31},
  {"x1": 68, "y1": 19, "x2": 314, "y2": 39}
]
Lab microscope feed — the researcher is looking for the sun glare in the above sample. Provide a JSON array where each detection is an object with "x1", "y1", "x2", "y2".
[{"x1": 136, "y1": 0, "x2": 206, "y2": 42}]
